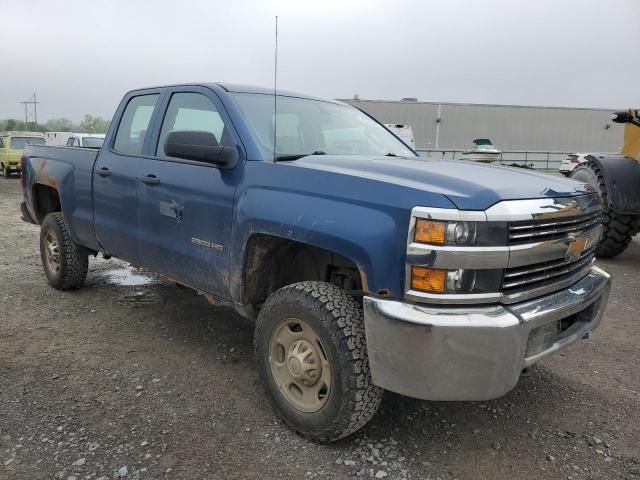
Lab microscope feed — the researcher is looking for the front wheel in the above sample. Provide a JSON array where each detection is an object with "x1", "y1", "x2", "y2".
[
  {"x1": 254, "y1": 281, "x2": 382, "y2": 443},
  {"x1": 571, "y1": 162, "x2": 640, "y2": 258},
  {"x1": 40, "y1": 212, "x2": 89, "y2": 289}
]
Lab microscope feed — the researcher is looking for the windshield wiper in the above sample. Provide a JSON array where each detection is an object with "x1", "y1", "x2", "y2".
[{"x1": 275, "y1": 151, "x2": 326, "y2": 162}]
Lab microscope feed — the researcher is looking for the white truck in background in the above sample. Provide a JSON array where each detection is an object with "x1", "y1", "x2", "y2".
[
  {"x1": 45, "y1": 132, "x2": 105, "y2": 148},
  {"x1": 65, "y1": 134, "x2": 105, "y2": 148},
  {"x1": 45, "y1": 132, "x2": 74, "y2": 146}
]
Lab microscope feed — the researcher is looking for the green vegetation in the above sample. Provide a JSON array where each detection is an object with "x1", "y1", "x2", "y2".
[{"x1": 0, "y1": 115, "x2": 110, "y2": 134}]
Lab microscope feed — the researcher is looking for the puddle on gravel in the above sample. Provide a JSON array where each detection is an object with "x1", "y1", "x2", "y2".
[
  {"x1": 102, "y1": 264, "x2": 158, "y2": 286},
  {"x1": 89, "y1": 258, "x2": 163, "y2": 288},
  {"x1": 88, "y1": 258, "x2": 166, "y2": 306}
]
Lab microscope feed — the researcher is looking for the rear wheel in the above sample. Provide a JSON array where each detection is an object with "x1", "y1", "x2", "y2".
[
  {"x1": 3, "y1": 166, "x2": 10, "y2": 178},
  {"x1": 254, "y1": 281, "x2": 382, "y2": 443},
  {"x1": 571, "y1": 162, "x2": 640, "y2": 258},
  {"x1": 40, "y1": 212, "x2": 89, "y2": 289}
]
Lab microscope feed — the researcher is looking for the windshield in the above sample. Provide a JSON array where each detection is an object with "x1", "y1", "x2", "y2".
[
  {"x1": 231, "y1": 93, "x2": 416, "y2": 160},
  {"x1": 10, "y1": 137, "x2": 45, "y2": 149},
  {"x1": 82, "y1": 137, "x2": 104, "y2": 148}
]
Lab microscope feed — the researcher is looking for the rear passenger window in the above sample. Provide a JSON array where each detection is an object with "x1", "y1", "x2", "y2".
[
  {"x1": 113, "y1": 94, "x2": 159, "y2": 155},
  {"x1": 156, "y1": 92, "x2": 232, "y2": 158}
]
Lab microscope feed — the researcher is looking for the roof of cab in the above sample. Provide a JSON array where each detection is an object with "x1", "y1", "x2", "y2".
[
  {"x1": 125, "y1": 82, "x2": 346, "y2": 106},
  {"x1": 212, "y1": 83, "x2": 345, "y2": 105}
]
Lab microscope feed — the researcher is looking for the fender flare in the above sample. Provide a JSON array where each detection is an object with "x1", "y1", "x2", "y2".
[
  {"x1": 584, "y1": 153, "x2": 640, "y2": 215},
  {"x1": 229, "y1": 191, "x2": 409, "y2": 305}
]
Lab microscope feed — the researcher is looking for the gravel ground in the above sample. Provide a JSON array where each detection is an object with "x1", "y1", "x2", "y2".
[{"x1": 1, "y1": 177, "x2": 639, "y2": 480}]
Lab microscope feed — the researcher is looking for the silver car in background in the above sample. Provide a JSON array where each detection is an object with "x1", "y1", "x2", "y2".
[{"x1": 559, "y1": 153, "x2": 588, "y2": 176}]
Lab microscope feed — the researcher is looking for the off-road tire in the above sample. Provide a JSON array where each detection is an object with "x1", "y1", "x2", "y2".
[
  {"x1": 3, "y1": 166, "x2": 11, "y2": 178},
  {"x1": 571, "y1": 161, "x2": 640, "y2": 258},
  {"x1": 254, "y1": 281, "x2": 383, "y2": 443},
  {"x1": 40, "y1": 212, "x2": 89, "y2": 290}
]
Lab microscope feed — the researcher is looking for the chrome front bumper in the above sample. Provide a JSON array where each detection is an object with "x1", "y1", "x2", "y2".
[{"x1": 363, "y1": 266, "x2": 611, "y2": 401}]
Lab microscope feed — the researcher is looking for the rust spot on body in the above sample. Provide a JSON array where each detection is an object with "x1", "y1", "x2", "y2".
[
  {"x1": 37, "y1": 175, "x2": 59, "y2": 190},
  {"x1": 359, "y1": 268, "x2": 369, "y2": 293},
  {"x1": 36, "y1": 159, "x2": 48, "y2": 175}
]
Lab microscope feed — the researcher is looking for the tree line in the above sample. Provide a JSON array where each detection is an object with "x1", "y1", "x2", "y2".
[{"x1": 0, "y1": 115, "x2": 110, "y2": 134}]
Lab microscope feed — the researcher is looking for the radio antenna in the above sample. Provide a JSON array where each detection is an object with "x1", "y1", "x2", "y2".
[{"x1": 273, "y1": 15, "x2": 278, "y2": 163}]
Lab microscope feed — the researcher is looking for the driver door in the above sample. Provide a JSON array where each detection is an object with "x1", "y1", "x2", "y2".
[{"x1": 136, "y1": 88, "x2": 241, "y2": 299}]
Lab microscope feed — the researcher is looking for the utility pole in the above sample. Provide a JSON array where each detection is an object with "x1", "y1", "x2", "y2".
[{"x1": 20, "y1": 93, "x2": 40, "y2": 129}]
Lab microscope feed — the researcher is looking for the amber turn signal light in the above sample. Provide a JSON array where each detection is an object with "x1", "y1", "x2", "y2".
[
  {"x1": 414, "y1": 219, "x2": 446, "y2": 245},
  {"x1": 410, "y1": 266, "x2": 446, "y2": 293}
]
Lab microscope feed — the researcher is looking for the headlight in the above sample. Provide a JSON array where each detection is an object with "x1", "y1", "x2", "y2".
[
  {"x1": 410, "y1": 266, "x2": 502, "y2": 294},
  {"x1": 414, "y1": 219, "x2": 507, "y2": 246},
  {"x1": 449, "y1": 222, "x2": 474, "y2": 244}
]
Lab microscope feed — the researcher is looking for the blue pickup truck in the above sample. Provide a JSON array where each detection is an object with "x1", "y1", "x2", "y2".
[{"x1": 20, "y1": 83, "x2": 611, "y2": 442}]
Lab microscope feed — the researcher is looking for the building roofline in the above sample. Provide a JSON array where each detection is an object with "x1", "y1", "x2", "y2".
[{"x1": 337, "y1": 98, "x2": 618, "y2": 112}]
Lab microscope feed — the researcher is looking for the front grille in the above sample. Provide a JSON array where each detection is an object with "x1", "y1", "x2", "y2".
[
  {"x1": 508, "y1": 211, "x2": 601, "y2": 245},
  {"x1": 406, "y1": 198, "x2": 603, "y2": 305},
  {"x1": 502, "y1": 245, "x2": 596, "y2": 293}
]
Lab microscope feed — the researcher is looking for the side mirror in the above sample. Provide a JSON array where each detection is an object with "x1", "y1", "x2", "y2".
[{"x1": 164, "y1": 130, "x2": 237, "y2": 169}]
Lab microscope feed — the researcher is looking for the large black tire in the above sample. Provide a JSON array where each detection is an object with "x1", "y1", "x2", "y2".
[
  {"x1": 571, "y1": 162, "x2": 640, "y2": 258},
  {"x1": 254, "y1": 281, "x2": 382, "y2": 443},
  {"x1": 40, "y1": 212, "x2": 89, "y2": 290}
]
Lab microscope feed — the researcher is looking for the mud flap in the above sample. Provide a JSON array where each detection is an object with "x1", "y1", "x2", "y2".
[{"x1": 585, "y1": 154, "x2": 640, "y2": 215}]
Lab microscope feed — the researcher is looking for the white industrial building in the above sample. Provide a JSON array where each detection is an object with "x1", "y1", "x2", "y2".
[{"x1": 340, "y1": 98, "x2": 622, "y2": 167}]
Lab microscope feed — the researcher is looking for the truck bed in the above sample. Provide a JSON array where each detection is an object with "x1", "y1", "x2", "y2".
[{"x1": 22, "y1": 145, "x2": 100, "y2": 251}]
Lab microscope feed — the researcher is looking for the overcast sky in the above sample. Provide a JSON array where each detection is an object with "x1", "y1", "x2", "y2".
[{"x1": 1, "y1": 0, "x2": 639, "y2": 122}]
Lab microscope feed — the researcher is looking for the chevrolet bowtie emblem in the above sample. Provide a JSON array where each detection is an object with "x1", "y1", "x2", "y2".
[{"x1": 566, "y1": 232, "x2": 588, "y2": 260}]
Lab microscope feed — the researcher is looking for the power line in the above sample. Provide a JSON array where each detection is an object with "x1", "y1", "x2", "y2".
[{"x1": 20, "y1": 93, "x2": 40, "y2": 126}]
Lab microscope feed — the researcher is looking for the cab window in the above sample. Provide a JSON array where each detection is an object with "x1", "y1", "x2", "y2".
[
  {"x1": 113, "y1": 94, "x2": 159, "y2": 155},
  {"x1": 10, "y1": 137, "x2": 45, "y2": 149},
  {"x1": 156, "y1": 92, "x2": 233, "y2": 158}
]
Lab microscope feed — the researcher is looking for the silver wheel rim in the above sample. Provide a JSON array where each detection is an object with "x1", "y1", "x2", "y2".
[{"x1": 44, "y1": 229, "x2": 61, "y2": 273}]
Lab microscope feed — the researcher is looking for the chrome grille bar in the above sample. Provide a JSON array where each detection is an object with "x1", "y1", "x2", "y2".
[
  {"x1": 504, "y1": 246, "x2": 597, "y2": 280},
  {"x1": 503, "y1": 250, "x2": 595, "y2": 290},
  {"x1": 509, "y1": 212, "x2": 602, "y2": 243},
  {"x1": 509, "y1": 212, "x2": 601, "y2": 230}
]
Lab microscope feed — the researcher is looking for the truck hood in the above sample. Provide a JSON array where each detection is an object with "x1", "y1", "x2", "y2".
[{"x1": 291, "y1": 155, "x2": 592, "y2": 210}]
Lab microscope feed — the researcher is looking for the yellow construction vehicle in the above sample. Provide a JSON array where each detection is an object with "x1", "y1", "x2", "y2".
[{"x1": 571, "y1": 109, "x2": 640, "y2": 257}]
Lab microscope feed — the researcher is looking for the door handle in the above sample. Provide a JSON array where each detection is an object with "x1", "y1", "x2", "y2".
[
  {"x1": 96, "y1": 167, "x2": 111, "y2": 177},
  {"x1": 139, "y1": 174, "x2": 160, "y2": 185}
]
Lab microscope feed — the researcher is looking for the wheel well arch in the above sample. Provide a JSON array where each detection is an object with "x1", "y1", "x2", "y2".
[
  {"x1": 32, "y1": 183, "x2": 61, "y2": 223},
  {"x1": 240, "y1": 233, "x2": 364, "y2": 316}
]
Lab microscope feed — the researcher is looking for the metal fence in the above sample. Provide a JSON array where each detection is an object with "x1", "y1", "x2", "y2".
[{"x1": 416, "y1": 150, "x2": 570, "y2": 171}]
